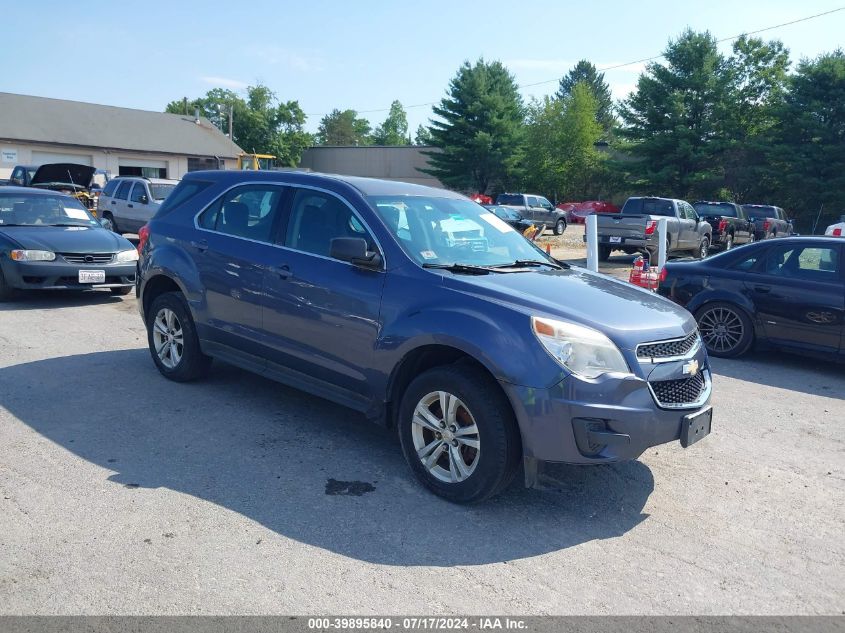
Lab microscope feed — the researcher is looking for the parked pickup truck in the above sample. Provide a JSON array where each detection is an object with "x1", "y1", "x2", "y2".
[
  {"x1": 596, "y1": 196, "x2": 713, "y2": 261},
  {"x1": 495, "y1": 193, "x2": 568, "y2": 235},
  {"x1": 692, "y1": 201, "x2": 754, "y2": 251},
  {"x1": 741, "y1": 204, "x2": 792, "y2": 240}
]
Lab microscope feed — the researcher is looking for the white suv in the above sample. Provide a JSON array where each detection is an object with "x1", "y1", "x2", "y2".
[{"x1": 98, "y1": 177, "x2": 178, "y2": 234}]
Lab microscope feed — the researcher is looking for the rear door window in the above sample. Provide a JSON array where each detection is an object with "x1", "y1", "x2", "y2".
[
  {"x1": 198, "y1": 184, "x2": 285, "y2": 242},
  {"x1": 114, "y1": 181, "x2": 131, "y2": 200}
]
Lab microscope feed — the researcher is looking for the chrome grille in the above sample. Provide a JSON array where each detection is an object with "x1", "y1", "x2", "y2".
[
  {"x1": 61, "y1": 253, "x2": 114, "y2": 264},
  {"x1": 649, "y1": 372, "x2": 707, "y2": 409},
  {"x1": 637, "y1": 330, "x2": 700, "y2": 361}
]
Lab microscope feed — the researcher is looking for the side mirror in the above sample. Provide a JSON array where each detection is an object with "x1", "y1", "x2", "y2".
[{"x1": 330, "y1": 237, "x2": 382, "y2": 269}]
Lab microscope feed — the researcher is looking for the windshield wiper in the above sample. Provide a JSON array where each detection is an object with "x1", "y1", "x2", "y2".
[
  {"x1": 49, "y1": 223, "x2": 94, "y2": 227},
  {"x1": 422, "y1": 262, "x2": 499, "y2": 275},
  {"x1": 490, "y1": 259, "x2": 565, "y2": 270}
]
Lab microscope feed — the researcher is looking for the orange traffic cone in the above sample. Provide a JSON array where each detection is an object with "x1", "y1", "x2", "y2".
[{"x1": 545, "y1": 243, "x2": 551, "y2": 255}]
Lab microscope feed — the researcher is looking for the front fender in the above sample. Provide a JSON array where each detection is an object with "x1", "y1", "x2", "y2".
[{"x1": 375, "y1": 273, "x2": 564, "y2": 390}]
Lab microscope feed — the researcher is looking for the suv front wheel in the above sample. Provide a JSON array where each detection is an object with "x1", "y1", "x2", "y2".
[
  {"x1": 146, "y1": 291, "x2": 212, "y2": 381},
  {"x1": 397, "y1": 364, "x2": 521, "y2": 503}
]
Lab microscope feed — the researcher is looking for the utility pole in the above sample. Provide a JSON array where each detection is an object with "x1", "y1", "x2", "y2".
[
  {"x1": 228, "y1": 104, "x2": 234, "y2": 140},
  {"x1": 183, "y1": 97, "x2": 188, "y2": 115}
]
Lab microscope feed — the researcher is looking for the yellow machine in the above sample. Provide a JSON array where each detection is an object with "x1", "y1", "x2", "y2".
[{"x1": 237, "y1": 153, "x2": 276, "y2": 170}]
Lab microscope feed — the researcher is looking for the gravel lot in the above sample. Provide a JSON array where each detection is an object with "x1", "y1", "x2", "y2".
[{"x1": 0, "y1": 282, "x2": 843, "y2": 615}]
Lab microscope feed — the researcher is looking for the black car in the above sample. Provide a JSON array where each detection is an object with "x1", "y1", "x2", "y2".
[
  {"x1": 693, "y1": 201, "x2": 754, "y2": 251},
  {"x1": 483, "y1": 204, "x2": 534, "y2": 232},
  {"x1": 658, "y1": 237, "x2": 844, "y2": 360},
  {"x1": 0, "y1": 187, "x2": 138, "y2": 300}
]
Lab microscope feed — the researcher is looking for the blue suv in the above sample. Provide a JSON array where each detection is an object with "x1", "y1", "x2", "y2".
[{"x1": 138, "y1": 171, "x2": 712, "y2": 503}]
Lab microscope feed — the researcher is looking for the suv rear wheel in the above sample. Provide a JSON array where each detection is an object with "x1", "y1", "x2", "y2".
[
  {"x1": 101, "y1": 212, "x2": 118, "y2": 233},
  {"x1": 397, "y1": 364, "x2": 521, "y2": 503},
  {"x1": 146, "y1": 291, "x2": 212, "y2": 381}
]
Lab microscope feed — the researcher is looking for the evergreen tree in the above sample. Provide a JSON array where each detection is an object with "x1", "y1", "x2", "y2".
[{"x1": 556, "y1": 60, "x2": 615, "y2": 132}]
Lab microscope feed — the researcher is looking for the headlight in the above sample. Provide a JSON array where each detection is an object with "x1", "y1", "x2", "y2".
[
  {"x1": 10, "y1": 250, "x2": 56, "y2": 262},
  {"x1": 531, "y1": 316, "x2": 631, "y2": 379},
  {"x1": 115, "y1": 249, "x2": 139, "y2": 263}
]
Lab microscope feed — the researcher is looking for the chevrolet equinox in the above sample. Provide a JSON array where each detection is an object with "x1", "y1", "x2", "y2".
[{"x1": 137, "y1": 171, "x2": 713, "y2": 503}]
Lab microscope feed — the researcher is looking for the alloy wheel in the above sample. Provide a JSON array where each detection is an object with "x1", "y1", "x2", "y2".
[
  {"x1": 152, "y1": 308, "x2": 184, "y2": 369},
  {"x1": 699, "y1": 306, "x2": 744, "y2": 354},
  {"x1": 411, "y1": 391, "x2": 480, "y2": 484}
]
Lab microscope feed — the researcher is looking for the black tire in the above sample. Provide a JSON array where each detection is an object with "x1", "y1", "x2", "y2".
[
  {"x1": 598, "y1": 246, "x2": 611, "y2": 262},
  {"x1": 696, "y1": 236, "x2": 710, "y2": 259},
  {"x1": 0, "y1": 269, "x2": 16, "y2": 302},
  {"x1": 101, "y1": 212, "x2": 118, "y2": 233},
  {"x1": 397, "y1": 364, "x2": 521, "y2": 503},
  {"x1": 695, "y1": 302, "x2": 754, "y2": 358},
  {"x1": 146, "y1": 291, "x2": 212, "y2": 382},
  {"x1": 110, "y1": 286, "x2": 133, "y2": 296},
  {"x1": 553, "y1": 218, "x2": 567, "y2": 236}
]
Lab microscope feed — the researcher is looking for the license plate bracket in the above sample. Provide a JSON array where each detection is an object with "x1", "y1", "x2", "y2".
[
  {"x1": 78, "y1": 270, "x2": 106, "y2": 284},
  {"x1": 681, "y1": 407, "x2": 712, "y2": 448},
  {"x1": 609, "y1": 236, "x2": 622, "y2": 243}
]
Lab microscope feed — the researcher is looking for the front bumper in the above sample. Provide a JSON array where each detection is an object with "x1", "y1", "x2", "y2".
[
  {"x1": 502, "y1": 346, "x2": 712, "y2": 464},
  {"x1": 1, "y1": 260, "x2": 136, "y2": 290}
]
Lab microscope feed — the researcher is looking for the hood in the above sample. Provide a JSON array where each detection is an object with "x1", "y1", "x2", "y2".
[
  {"x1": 30, "y1": 164, "x2": 96, "y2": 188},
  {"x1": 0, "y1": 225, "x2": 134, "y2": 253},
  {"x1": 444, "y1": 266, "x2": 696, "y2": 350}
]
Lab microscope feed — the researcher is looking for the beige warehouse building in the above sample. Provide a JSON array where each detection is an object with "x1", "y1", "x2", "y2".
[{"x1": 0, "y1": 92, "x2": 243, "y2": 180}]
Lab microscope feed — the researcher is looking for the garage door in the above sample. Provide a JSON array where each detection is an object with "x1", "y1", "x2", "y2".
[
  {"x1": 118, "y1": 157, "x2": 167, "y2": 178},
  {"x1": 31, "y1": 151, "x2": 92, "y2": 166}
]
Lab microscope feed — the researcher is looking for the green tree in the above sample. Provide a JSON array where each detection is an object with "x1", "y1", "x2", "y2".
[
  {"x1": 525, "y1": 83, "x2": 607, "y2": 200},
  {"x1": 556, "y1": 60, "x2": 615, "y2": 132},
  {"x1": 767, "y1": 50, "x2": 845, "y2": 231},
  {"x1": 164, "y1": 84, "x2": 311, "y2": 167},
  {"x1": 618, "y1": 30, "x2": 731, "y2": 199},
  {"x1": 423, "y1": 59, "x2": 525, "y2": 193},
  {"x1": 316, "y1": 109, "x2": 372, "y2": 145},
  {"x1": 372, "y1": 100, "x2": 409, "y2": 145},
  {"x1": 721, "y1": 36, "x2": 791, "y2": 200},
  {"x1": 414, "y1": 124, "x2": 433, "y2": 146}
]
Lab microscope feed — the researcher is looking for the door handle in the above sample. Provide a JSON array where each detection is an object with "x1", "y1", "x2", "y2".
[
  {"x1": 269, "y1": 264, "x2": 291, "y2": 279},
  {"x1": 754, "y1": 285, "x2": 771, "y2": 293},
  {"x1": 111, "y1": 200, "x2": 116, "y2": 204},
  {"x1": 190, "y1": 239, "x2": 208, "y2": 252},
  {"x1": 128, "y1": 204, "x2": 134, "y2": 208}
]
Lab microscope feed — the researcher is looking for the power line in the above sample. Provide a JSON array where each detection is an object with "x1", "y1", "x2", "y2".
[{"x1": 305, "y1": 6, "x2": 845, "y2": 117}]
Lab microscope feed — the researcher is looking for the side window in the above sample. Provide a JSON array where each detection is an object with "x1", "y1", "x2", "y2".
[
  {"x1": 102, "y1": 179, "x2": 119, "y2": 197},
  {"x1": 114, "y1": 181, "x2": 131, "y2": 200},
  {"x1": 130, "y1": 183, "x2": 148, "y2": 203},
  {"x1": 526, "y1": 196, "x2": 539, "y2": 207},
  {"x1": 539, "y1": 197, "x2": 553, "y2": 210},
  {"x1": 284, "y1": 188, "x2": 373, "y2": 258},
  {"x1": 682, "y1": 202, "x2": 697, "y2": 220},
  {"x1": 10, "y1": 167, "x2": 24, "y2": 186},
  {"x1": 730, "y1": 253, "x2": 760, "y2": 272},
  {"x1": 765, "y1": 246, "x2": 840, "y2": 279},
  {"x1": 198, "y1": 185, "x2": 284, "y2": 241}
]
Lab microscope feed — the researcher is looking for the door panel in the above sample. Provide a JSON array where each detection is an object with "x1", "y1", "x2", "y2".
[
  {"x1": 260, "y1": 188, "x2": 385, "y2": 403},
  {"x1": 746, "y1": 244, "x2": 844, "y2": 352}
]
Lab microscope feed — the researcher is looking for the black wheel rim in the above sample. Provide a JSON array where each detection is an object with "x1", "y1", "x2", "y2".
[{"x1": 699, "y1": 307, "x2": 744, "y2": 353}]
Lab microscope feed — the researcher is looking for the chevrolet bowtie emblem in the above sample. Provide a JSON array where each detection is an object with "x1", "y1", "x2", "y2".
[{"x1": 683, "y1": 359, "x2": 700, "y2": 376}]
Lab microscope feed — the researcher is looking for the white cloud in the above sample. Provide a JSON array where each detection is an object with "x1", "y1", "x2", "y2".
[{"x1": 200, "y1": 76, "x2": 249, "y2": 90}]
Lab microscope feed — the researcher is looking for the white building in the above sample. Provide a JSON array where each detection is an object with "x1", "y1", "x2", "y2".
[{"x1": 0, "y1": 92, "x2": 243, "y2": 180}]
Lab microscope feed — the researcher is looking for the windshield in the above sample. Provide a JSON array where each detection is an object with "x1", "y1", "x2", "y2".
[
  {"x1": 743, "y1": 205, "x2": 777, "y2": 219},
  {"x1": 488, "y1": 206, "x2": 520, "y2": 220},
  {"x1": 150, "y1": 184, "x2": 177, "y2": 201},
  {"x1": 368, "y1": 196, "x2": 554, "y2": 268},
  {"x1": 0, "y1": 193, "x2": 98, "y2": 227},
  {"x1": 622, "y1": 198, "x2": 675, "y2": 216},
  {"x1": 496, "y1": 194, "x2": 524, "y2": 206},
  {"x1": 694, "y1": 203, "x2": 737, "y2": 217}
]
